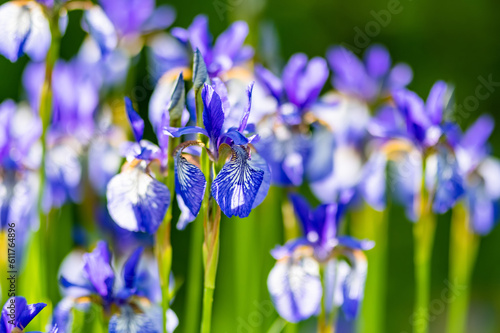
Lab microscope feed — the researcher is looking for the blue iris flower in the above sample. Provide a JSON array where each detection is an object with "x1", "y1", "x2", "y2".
[
  {"x1": 106, "y1": 98, "x2": 170, "y2": 234},
  {"x1": 57, "y1": 241, "x2": 178, "y2": 333},
  {"x1": 171, "y1": 15, "x2": 253, "y2": 78},
  {"x1": 0, "y1": 296, "x2": 50, "y2": 333},
  {"x1": 453, "y1": 115, "x2": 500, "y2": 234},
  {"x1": 327, "y1": 44, "x2": 413, "y2": 103},
  {"x1": 253, "y1": 54, "x2": 330, "y2": 186},
  {"x1": 369, "y1": 81, "x2": 465, "y2": 219},
  {"x1": 267, "y1": 193, "x2": 374, "y2": 323},
  {"x1": 164, "y1": 82, "x2": 270, "y2": 226}
]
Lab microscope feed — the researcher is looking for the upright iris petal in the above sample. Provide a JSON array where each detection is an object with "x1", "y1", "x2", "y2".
[
  {"x1": 83, "y1": 6, "x2": 118, "y2": 56},
  {"x1": 202, "y1": 84, "x2": 225, "y2": 145},
  {"x1": 83, "y1": 241, "x2": 115, "y2": 299},
  {"x1": 211, "y1": 145, "x2": 264, "y2": 218},
  {"x1": 125, "y1": 97, "x2": 145, "y2": 142},
  {"x1": 267, "y1": 255, "x2": 322, "y2": 323},
  {"x1": 106, "y1": 164, "x2": 170, "y2": 234}
]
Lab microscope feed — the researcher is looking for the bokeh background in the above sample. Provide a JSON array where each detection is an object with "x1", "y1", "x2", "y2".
[{"x1": 1, "y1": 0, "x2": 500, "y2": 332}]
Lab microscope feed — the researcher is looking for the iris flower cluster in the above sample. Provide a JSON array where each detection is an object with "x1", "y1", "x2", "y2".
[{"x1": 0, "y1": 0, "x2": 499, "y2": 333}]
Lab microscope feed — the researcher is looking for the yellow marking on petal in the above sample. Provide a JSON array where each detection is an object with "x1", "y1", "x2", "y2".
[
  {"x1": 382, "y1": 139, "x2": 415, "y2": 159},
  {"x1": 159, "y1": 67, "x2": 192, "y2": 83},
  {"x1": 222, "y1": 66, "x2": 253, "y2": 82}
]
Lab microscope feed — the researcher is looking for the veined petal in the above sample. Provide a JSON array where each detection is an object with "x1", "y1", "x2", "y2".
[
  {"x1": 249, "y1": 151, "x2": 270, "y2": 209},
  {"x1": 267, "y1": 256, "x2": 322, "y2": 323},
  {"x1": 109, "y1": 305, "x2": 161, "y2": 333},
  {"x1": 106, "y1": 165, "x2": 170, "y2": 234},
  {"x1": 0, "y1": 2, "x2": 31, "y2": 62},
  {"x1": 23, "y1": 3, "x2": 51, "y2": 62},
  {"x1": 176, "y1": 194, "x2": 197, "y2": 230},
  {"x1": 125, "y1": 97, "x2": 144, "y2": 142},
  {"x1": 212, "y1": 145, "x2": 264, "y2": 218},
  {"x1": 83, "y1": 6, "x2": 117, "y2": 55},
  {"x1": 83, "y1": 241, "x2": 115, "y2": 299},
  {"x1": 174, "y1": 149, "x2": 206, "y2": 225}
]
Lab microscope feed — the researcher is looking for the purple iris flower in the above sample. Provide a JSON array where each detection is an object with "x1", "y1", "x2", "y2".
[
  {"x1": 0, "y1": 1, "x2": 51, "y2": 62},
  {"x1": 267, "y1": 193, "x2": 374, "y2": 323},
  {"x1": 369, "y1": 81, "x2": 464, "y2": 219},
  {"x1": 99, "y1": 0, "x2": 175, "y2": 37},
  {"x1": 57, "y1": 241, "x2": 178, "y2": 333},
  {"x1": 327, "y1": 44, "x2": 413, "y2": 103},
  {"x1": 253, "y1": 54, "x2": 329, "y2": 186},
  {"x1": 1, "y1": 297, "x2": 47, "y2": 333},
  {"x1": 106, "y1": 98, "x2": 170, "y2": 234},
  {"x1": 454, "y1": 115, "x2": 500, "y2": 234},
  {"x1": 171, "y1": 15, "x2": 253, "y2": 77},
  {"x1": 164, "y1": 82, "x2": 270, "y2": 225}
]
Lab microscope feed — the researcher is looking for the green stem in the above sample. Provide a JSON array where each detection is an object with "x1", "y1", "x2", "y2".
[
  {"x1": 446, "y1": 202, "x2": 479, "y2": 333},
  {"x1": 412, "y1": 194, "x2": 436, "y2": 333},
  {"x1": 183, "y1": 212, "x2": 204, "y2": 333},
  {"x1": 155, "y1": 116, "x2": 180, "y2": 332},
  {"x1": 351, "y1": 204, "x2": 388, "y2": 333},
  {"x1": 281, "y1": 189, "x2": 299, "y2": 241}
]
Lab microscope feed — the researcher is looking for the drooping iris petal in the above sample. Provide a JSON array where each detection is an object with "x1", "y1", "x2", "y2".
[
  {"x1": 23, "y1": 3, "x2": 51, "y2": 62},
  {"x1": 106, "y1": 165, "x2": 170, "y2": 234},
  {"x1": 125, "y1": 97, "x2": 145, "y2": 142},
  {"x1": 268, "y1": 256, "x2": 322, "y2": 323},
  {"x1": 342, "y1": 250, "x2": 368, "y2": 320},
  {"x1": 109, "y1": 305, "x2": 161, "y2": 333},
  {"x1": 83, "y1": 241, "x2": 115, "y2": 299},
  {"x1": 166, "y1": 309, "x2": 179, "y2": 333},
  {"x1": 202, "y1": 84, "x2": 225, "y2": 144},
  {"x1": 83, "y1": 6, "x2": 118, "y2": 56},
  {"x1": 174, "y1": 149, "x2": 206, "y2": 226},
  {"x1": 0, "y1": 2, "x2": 50, "y2": 62},
  {"x1": 176, "y1": 194, "x2": 196, "y2": 230},
  {"x1": 212, "y1": 145, "x2": 264, "y2": 218},
  {"x1": 249, "y1": 151, "x2": 271, "y2": 209}
]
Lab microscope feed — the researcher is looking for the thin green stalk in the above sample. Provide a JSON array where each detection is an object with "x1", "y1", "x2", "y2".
[
  {"x1": 281, "y1": 189, "x2": 299, "y2": 241},
  {"x1": 351, "y1": 204, "x2": 388, "y2": 333},
  {"x1": 183, "y1": 212, "x2": 204, "y2": 333},
  {"x1": 412, "y1": 169, "x2": 436, "y2": 333},
  {"x1": 155, "y1": 115, "x2": 180, "y2": 332},
  {"x1": 200, "y1": 183, "x2": 221, "y2": 333},
  {"x1": 24, "y1": 8, "x2": 61, "y2": 327},
  {"x1": 446, "y1": 202, "x2": 479, "y2": 333}
]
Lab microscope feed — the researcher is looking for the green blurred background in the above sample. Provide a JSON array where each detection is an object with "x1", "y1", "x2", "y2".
[{"x1": 1, "y1": 0, "x2": 500, "y2": 332}]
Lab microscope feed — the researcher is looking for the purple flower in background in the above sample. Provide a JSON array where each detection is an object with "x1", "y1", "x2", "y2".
[
  {"x1": 106, "y1": 98, "x2": 170, "y2": 234},
  {"x1": 171, "y1": 15, "x2": 253, "y2": 77},
  {"x1": 454, "y1": 115, "x2": 500, "y2": 234},
  {"x1": 99, "y1": 0, "x2": 175, "y2": 37},
  {"x1": 165, "y1": 82, "x2": 270, "y2": 225},
  {"x1": 1, "y1": 297, "x2": 46, "y2": 333},
  {"x1": 369, "y1": 81, "x2": 464, "y2": 219},
  {"x1": 0, "y1": 1, "x2": 51, "y2": 62},
  {"x1": 57, "y1": 241, "x2": 178, "y2": 333},
  {"x1": 267, "y1": 193, "x2": 373, "y2": 323},
  {"x1": 327, "y1": 44, "x2": 413, "y2": 103},
  {"x1": 253, "y1": 54, "x2": 330, "y2": 186}
]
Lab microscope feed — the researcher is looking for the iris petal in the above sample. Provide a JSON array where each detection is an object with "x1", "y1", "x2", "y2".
[
  {"x1": 202, "y1": 84, "x2": 225, "y2": 144},
  {"x1": 212, "y1": 145, "x2": 264, "y2": 218},
  {"x1": 23, "y1": 3, "x2": 51, "y2": 62},
  {"x1": 174, "y1": 149, "x2": 206, "y2": 226},
  {"x1": 109, "y1": 305, "x2": 161, "y2": 333},
  {"x1": 342, "y1": 250, "x2": 368, "y2": 320},
  {"x1": 83, "y1": 6, "x2": 117, "y2": 56},
  {"x1": 125, "y1": 97, "x2": 144, "y2": 142},
  {"x1": 83, "y1": 241, "x2": 115, "y2": 299},
  {"x1": 0, "y1": 3, "x2": 31, "y2": 62},
  {"x1": 268, "y1": 256, "x2": 322, "y2": 323},
  {"x1": 106, "y1": 165, "x2": 170, "y2": 234}
]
